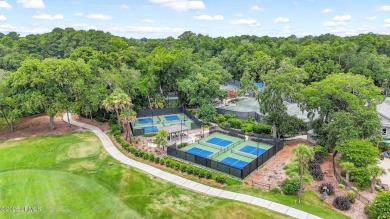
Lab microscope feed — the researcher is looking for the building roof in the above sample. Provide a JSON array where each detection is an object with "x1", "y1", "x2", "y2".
[
  {"x1": 160, "y1": 124, "x2": 189, "y2": 133},
  {"x1": 378, "y1": 98, "x2": 390, "y2": 127}
]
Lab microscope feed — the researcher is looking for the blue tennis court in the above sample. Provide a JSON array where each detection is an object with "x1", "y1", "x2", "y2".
[
  {"x1": 239, "y1": 145, "x2": 267, "y2": 156},
  {"x1": 220, "y1": 157, "x2": 249, "y2": 169},
  {"x1": 206, "y1": 137, "x2": 233, "y2": 147},
  {"x1": 164, "y1": 115, "x2": 180, "y2": 121},
  {"x1": 186, "y1": 147, "x2": 213, "y2": 158},
  {"x1": 138, "y1": 117, "x2": 153, "y2": 124},
  {"x1": 143, "y1": 126, "x2": 158, "y2": 133}
]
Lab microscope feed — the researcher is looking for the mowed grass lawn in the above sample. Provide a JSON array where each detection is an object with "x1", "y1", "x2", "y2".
[{"x1": 0, "y1": 132, "x2": 292, "y2": 219}]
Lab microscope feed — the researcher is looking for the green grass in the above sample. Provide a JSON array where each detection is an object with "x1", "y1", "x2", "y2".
[
  {"x1": 225, "y1": 185, "x2": 350, "y2": 219},
  {"x1": 0, "y1": 132, "x2": 292, "y2": 219}
]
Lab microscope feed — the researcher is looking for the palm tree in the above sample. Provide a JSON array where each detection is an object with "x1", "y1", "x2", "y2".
[
  {"x1": 294, "y1": 144, "x2": 314, "y2": 203},
  {"x1": 102, "y1": 88, "x2": 132, "y2": 126},
  {"x1": 119, "y1": 108, "x2": 137, "y2": 142},
  {"x1": 339, "y1": 162, "x2": 355, "y2": 184},
  {"x1": 367, "y1": 165, "x2": 385, "y2": 193},
  {"x1": 154, "y1": 129, "x2": 169, "y2": 151}
]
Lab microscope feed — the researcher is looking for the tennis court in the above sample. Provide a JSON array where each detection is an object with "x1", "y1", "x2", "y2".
[
  {"x1": 182, "y1": 142, "x2": 220, "y2": 156},
  {"x1": 132, "y1": 113, "x2": 197, "y2": 136},
  {"x1": 143, "y1": 126, "x2": 159, "y2": 134}
]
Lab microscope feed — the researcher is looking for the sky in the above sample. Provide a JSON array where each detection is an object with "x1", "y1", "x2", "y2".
[{"x1": 0, "y1": 0, "x2": 390, "y2": 38}]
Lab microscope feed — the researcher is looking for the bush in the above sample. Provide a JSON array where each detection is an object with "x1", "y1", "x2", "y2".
[
  {"x1": 214, "y1": 114, "x2": 226, "y2": 123},
  {"x1": 270, "y1": 187, "x2": 281, "y2": 194},
  {"x1": 347, "y1": 190, "x2": 356, "y2": 203},
  {"x1": 215, "y1": 176, "x2": 226, "y2": 184},
  {"x1": 338, "y1": 184, "x2": 345, "y2": 189},
  {"x1": 333, "y1": 196, "x2": 351, "y2": 211},
  {"x1": 240, "y1": 122, "x2": 253, "y2": 133},
  {"x1": 310, "y1": 168, "x2": 324, "y2": 181},
  {"x1": 143, "y1": 133, "x2": 157, "y2": 137},
  {"x1": 224, "y1": 114, "x2": 236, "y2": 119},
  {"x1": 319, "y1": 183, "x2": 334, "y2": 195},
  {"x1": 253, "y1": 123, "x2": 272, "y2": 135},
  {"x1": 313, "y1": 153, "x2": 324, "y2": 164},
  {"x1": 313, "y1": 145, "x2": 327, "y2": 158},
  {"x1": 177, "y1": 142, "x2": 188, "y2": 149},
  {"x1": 205, "y1": 171, "x2": 212, "y2": 179},
  {"x1": 227, "y1": 118, "x2": 242, "y2": 129},
  {"x1": 219, "y1": 121, "x2": 231, "y2": 128},
  {"x1": 350, "y1": 168, "x2": 371, "y2": 190},
  {"x1": 365, "y1": 192, "x2": 390, "y2": 219},
  {"x1": 186, "y1": 166, "x2": 194, "y2": 174},
  {"x1": 281, "y1": 178, "x2": 300, "y2": 195}
]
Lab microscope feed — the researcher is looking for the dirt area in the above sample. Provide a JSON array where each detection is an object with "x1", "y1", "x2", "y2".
[
  {"x1": 72, "y1": 115, "x2": 110, "y2": 132},
  {"x1": 245, "y1": 138, "x2": 374, "y2": 219},
  {"x1": 245, "y1": 139, "x2": 312, "y2": 186},
  {"x1": 0, "y1": 113, "x2": 111, "y2": 141},
  {"x1": 0, "y1": 113, "x2": 81, "y2": 140},
  {"x1": 307, "y1": 155, "x2": 371, "y2": 219}
]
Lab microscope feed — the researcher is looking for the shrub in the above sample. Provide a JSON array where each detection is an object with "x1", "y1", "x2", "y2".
[
  {"x1": 174, "y1": 163, "x2": 181, "y2": 170},
  {"x1": 350, "y1": 168, "x2": 371, "y2": 190},
  {"x1": 205, "y1": 172, "x2": 212, "y2": 179},
  {"x1": 333, "y1": 196, "x2": 351, "y2": 211},
  {"x1": 148, "y1": 154, "x2": 155, "y2": 161},
  {"x1": 338, "y1": 184, "x2": 345, "y2": 189},
  {"x1": 154, "y1": 157, "x2": 160, "y2": 163},
  {"x1": 215, "y1": 176, "x2": 226, "y2": 184},
  {"x1": 186, "y1": 166, "x2": 194, "y2": 174},
  {"x1": 319, "y1": 183, "x2": 334, "y2": 195},
  {"x1": 310, "y1": 168, "x2": 324, "y2": 181},
  {"x1": 281, "y1": 178, "x2": 300, "y2": 195},
  {"x1": 219, "y1": 121, "x2": 231, "y2": 128},
  {"x1": 180, "y1": 164, "x2": 187, "y2": 172},
  {"x1": 270, "y1": 187, "x2": 281, "y2": 194},
  {"x1": 143, "y1": 133, "x2": 157, "y2": 137},
  {"x1": 214, "y1": 114, "x2": 226, "y2": 123},
  {"x1": 227, "y1": 118, "x2": 242, "y2": 129},
  {"x1": 177, "y1": 142, "x2": 188, "y2": 149},
  {"x1": 313, "y1": 145, "x2": 327, "y2": 158},
  {"x1": 253, "y1": 123, "x2": 272, "y2": 135},
  {"x1": 240, "y1": 123, "x2": 253, "y2": 133},
  {"x1": 347, "y1": 190, "x2": 356, "y2": 203},
  {"x1": 365, "y1": 192, "x2": 390, "y2": 219},
  {"x1": 224, "y1": 114, "x2": 236, "y2": 119},
  {"x1": 313, "y1": 153, "x2": 324, "y2": 164}
]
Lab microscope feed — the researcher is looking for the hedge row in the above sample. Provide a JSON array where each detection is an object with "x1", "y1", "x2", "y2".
[{"x1": 112, "y1": 131, "x2": 227, "y2": 184}]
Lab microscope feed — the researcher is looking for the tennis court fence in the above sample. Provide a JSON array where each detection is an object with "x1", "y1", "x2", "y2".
[
  {"x1": 167, "y1": 128, "x2": 284, "y2": 179},
  {"x1": 216, "y1": 108, "x2": 263, "y2": 122}
]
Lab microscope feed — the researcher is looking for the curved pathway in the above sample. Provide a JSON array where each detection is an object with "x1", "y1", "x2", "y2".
[{"x1": 63, "y1": 113, "x2": 321, "y2": 219}]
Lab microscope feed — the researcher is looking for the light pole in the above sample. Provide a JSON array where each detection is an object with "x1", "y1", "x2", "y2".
[{"x1": 180, "y1": 119, "x2": 183, "y2": 144}]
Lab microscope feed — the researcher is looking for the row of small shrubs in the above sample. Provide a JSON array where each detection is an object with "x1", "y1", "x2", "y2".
[
  {"x1": 177, "y1": 142, "x2": 188, "y2": 149},
  {"x1": 111, "y1": 125, "x2": 227, "y2": 184},
  {"x1": 143, "y1": 133, "x2": 157, "y2": 137}
]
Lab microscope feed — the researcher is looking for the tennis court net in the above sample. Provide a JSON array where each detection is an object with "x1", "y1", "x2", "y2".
[
  {"x1": 209, "y1": 139, "x2": 245, "y2": 159},
  {"x1": 231, "y1": 149, "x2": 257, "y2": 159},
  {"x1": 198, "y1": 141, "x2": 222, "y2": 150}
]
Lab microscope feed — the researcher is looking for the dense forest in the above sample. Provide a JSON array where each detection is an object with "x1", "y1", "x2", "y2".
[{"x1": 0, "y1": 28, "x2": 389, "y2": 147}]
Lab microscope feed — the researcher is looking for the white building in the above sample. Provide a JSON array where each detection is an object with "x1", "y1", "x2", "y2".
[{"x1": 377, "y1": 97, "x2": 390, "y2": 138}]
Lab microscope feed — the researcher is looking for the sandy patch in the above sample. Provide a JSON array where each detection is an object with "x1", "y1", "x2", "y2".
[
  {"x1": 68, "y1": 161, "x2": 96, "y2": 171},
  {"x1": 67, "y1": 143, "x2": 99, "y2": 159}
]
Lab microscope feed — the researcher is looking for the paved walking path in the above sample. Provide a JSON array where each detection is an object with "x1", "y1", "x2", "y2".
[{"x1": 63, "y1": 113, "x2": 321, "y2": 219}]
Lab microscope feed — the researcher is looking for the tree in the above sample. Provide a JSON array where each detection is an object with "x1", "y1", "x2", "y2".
[
  {"x1": 367, "y1": 165, "x2": 385, "y2": 193},
  {"x1": 154, "y1": 129, "x2": 168, "y2": 151},
  {"x1": 197, "y1": 103, "x2": 217, "y2": 124},
  {"x1": 335, "y1": 139, "x2": 379, "y2": 168},
  {"x1": 301, "y1": 73, "x2": 381, "y2": 148},
  {"x1": 257, "y1": 60, "x2": 308, "y2": 138},
  {"x1": 365, "y1": 192, "x2": 390, "y2": 219},
  {"x1": 294, "y1": 144, "x2": 314, "y2": 203},
  {"x1": 119, "y1": 108, "x2": 136, "y2": 142},
  {"x1": 339, "y1": 162, "x2": 355, "y2": 184},
  {"x1": 102, "y1": 88, "x2": 132, "y2": 126}
]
